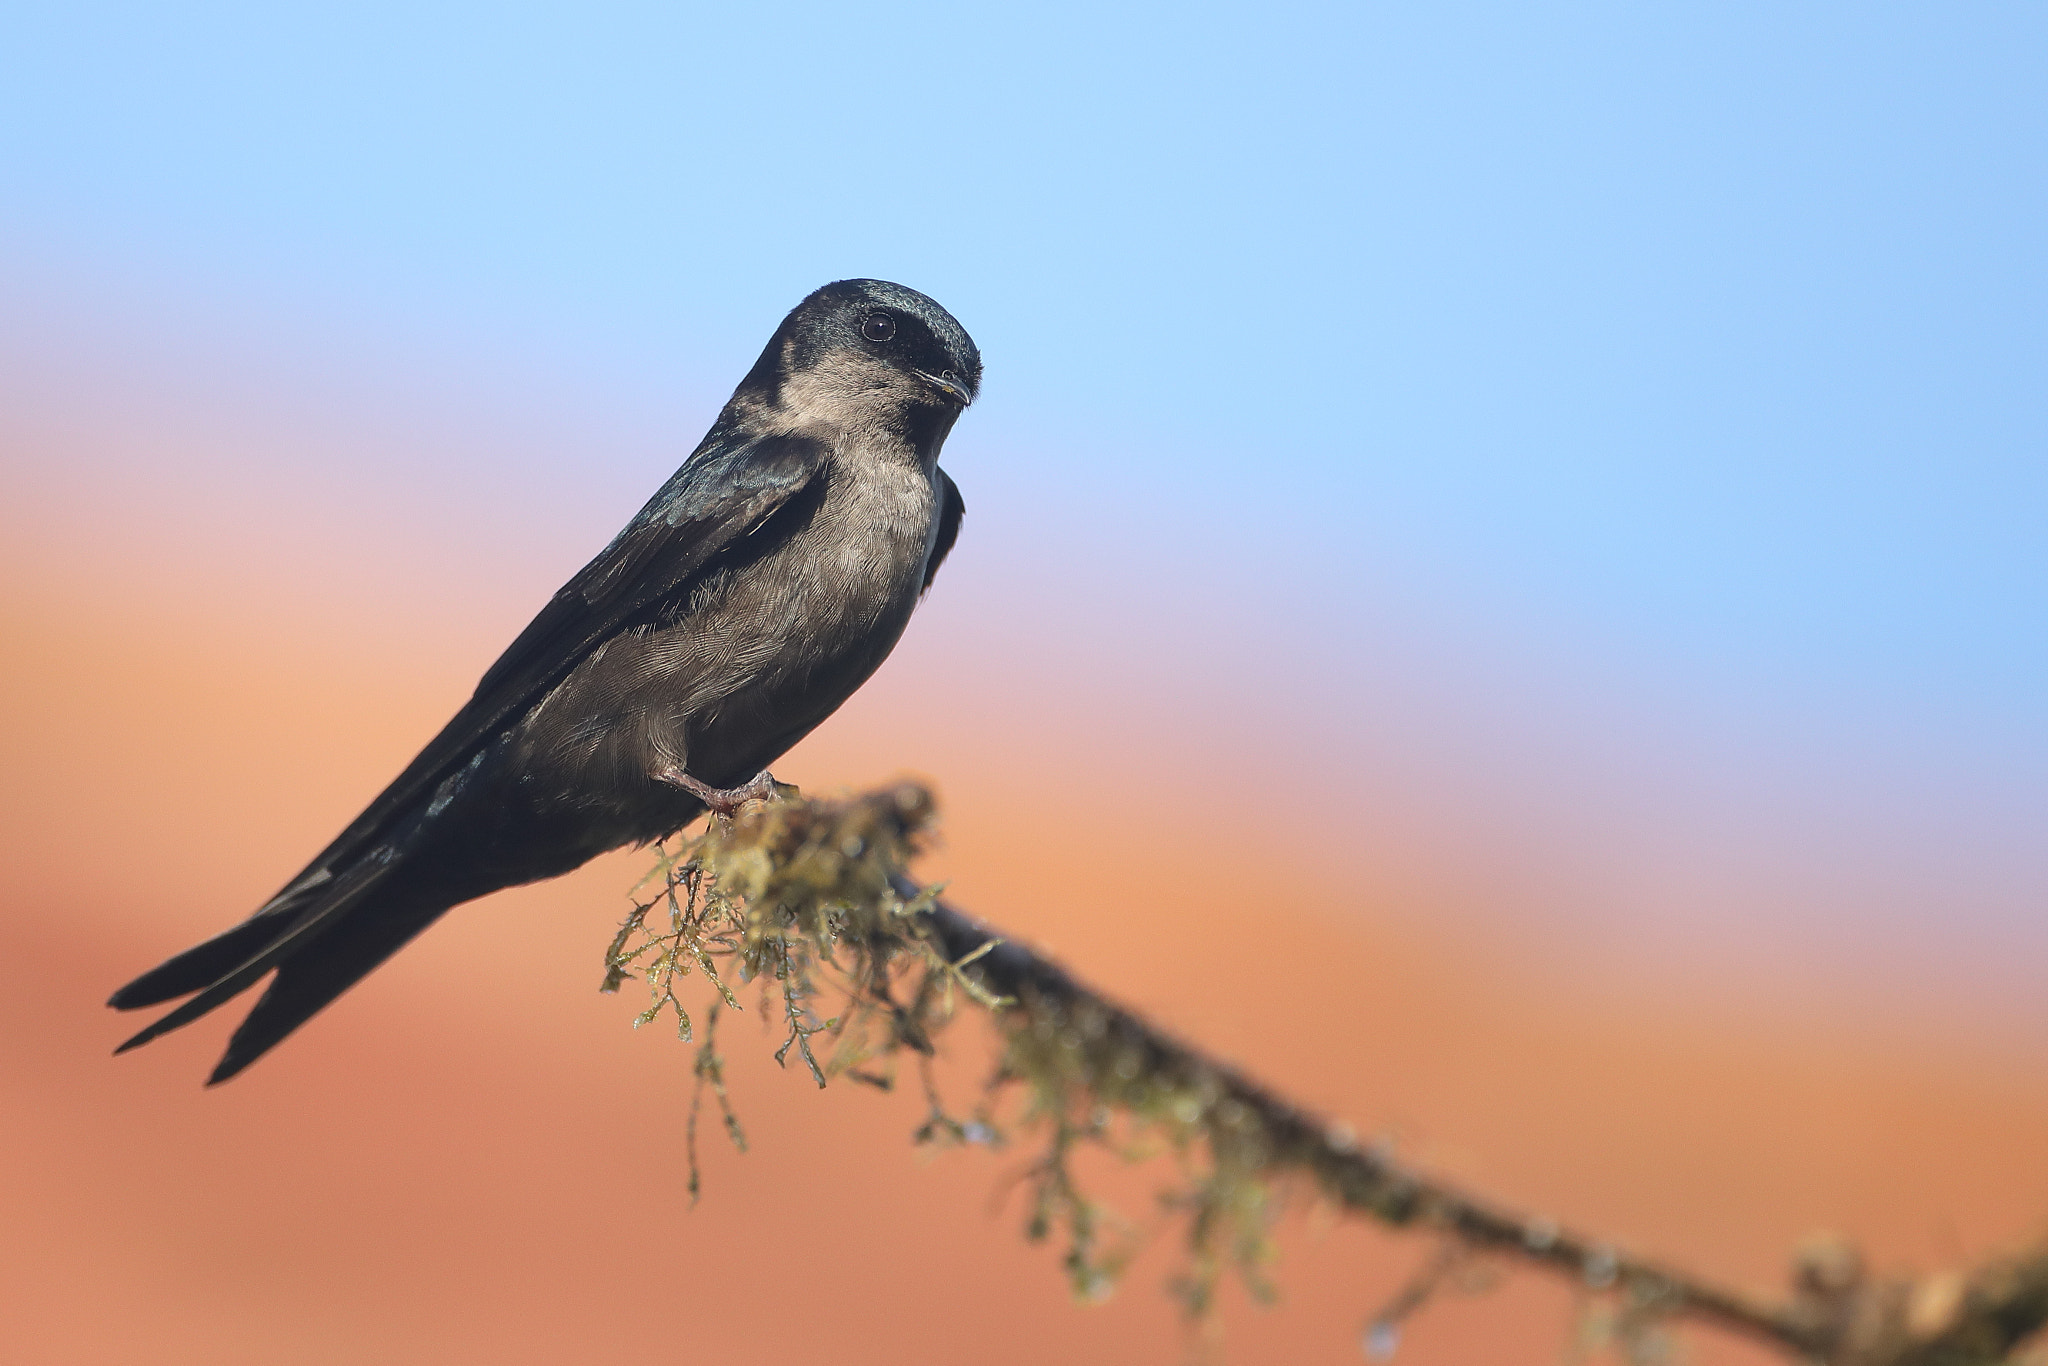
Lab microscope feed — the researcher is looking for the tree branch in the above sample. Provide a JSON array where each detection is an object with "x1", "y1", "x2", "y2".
[{"x1": 615, "y1": 781, "x2": 2048, "y2": 1365}]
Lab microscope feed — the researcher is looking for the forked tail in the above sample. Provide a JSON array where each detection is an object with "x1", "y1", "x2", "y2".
[{"x1": 108, "y1": 856, "x2": 451, "y2": 1084}]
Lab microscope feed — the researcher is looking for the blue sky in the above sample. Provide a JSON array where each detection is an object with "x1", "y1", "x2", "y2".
[
  {"x1": 7, "y1": 2, "x2": 2042, "y2": 703},
  {"x1": 4, "y1": 2, "x2": 2043, "y2": 1019}
]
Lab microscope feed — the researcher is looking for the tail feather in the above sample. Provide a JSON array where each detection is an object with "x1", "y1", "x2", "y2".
[
  {"x1": 206, "y1": 898, "x2": 450, "y2": 1085},
  {"x1": 107, "y1": 912, "x2": 297, "y2": 1010},
  {"x1": 108, "y1": 865, "x2": 343, "y2": 1010},
  {"x1": 109, "y1": 856, "x2": 402, "y2": 1067}
]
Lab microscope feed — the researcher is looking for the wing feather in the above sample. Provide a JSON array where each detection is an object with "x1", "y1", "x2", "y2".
[
  {"x1": 272, "y1": 430, "x2": 830, "y2": 895},
  {"x1": 921, "y1": 466, "x2": 965, "y2": 595}
]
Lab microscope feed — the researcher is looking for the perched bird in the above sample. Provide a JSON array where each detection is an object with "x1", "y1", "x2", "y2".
[{"x1": 109, "y1": 278, "x2": 979, "y2": 1084}]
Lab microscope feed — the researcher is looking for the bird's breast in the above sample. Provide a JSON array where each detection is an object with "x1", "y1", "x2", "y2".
[{"x1": 517, "y1": 445, "x2": 940, "y2": 823}]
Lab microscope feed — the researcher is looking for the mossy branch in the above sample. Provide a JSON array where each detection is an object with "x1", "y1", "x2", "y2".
[{"x1": 601, "y1": 781, "x2": 2048, "y2": 1365}]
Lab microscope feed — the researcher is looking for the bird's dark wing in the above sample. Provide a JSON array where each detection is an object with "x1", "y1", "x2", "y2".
[
  {"x1": 276, "y1": 430, "x2": 833, "y2": 897},
  {"x1": 922, "y1": 466, "x2": 965, "y2": 595},
  {"x1": 107, "y1": 429, "x2": 831, "y2": 1043}
]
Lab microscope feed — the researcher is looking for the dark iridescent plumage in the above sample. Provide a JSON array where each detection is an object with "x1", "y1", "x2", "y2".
[{"x1": 109, "y1": 279, "x2": 980, "y2": 1083}]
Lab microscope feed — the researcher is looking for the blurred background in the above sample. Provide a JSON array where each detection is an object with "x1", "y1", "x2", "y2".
[{"x1": 3, "y1": 3, "x2": 2044, "y2": 1362}]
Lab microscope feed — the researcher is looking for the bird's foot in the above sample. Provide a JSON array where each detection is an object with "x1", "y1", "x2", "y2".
[{"x1": 652, "y1": 766, "x2": 795, "y2": 820}]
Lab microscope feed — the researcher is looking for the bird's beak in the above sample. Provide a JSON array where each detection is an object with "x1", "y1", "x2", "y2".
[{"x1": 914, "y1": 369, "x2": 974, "y2": 407}]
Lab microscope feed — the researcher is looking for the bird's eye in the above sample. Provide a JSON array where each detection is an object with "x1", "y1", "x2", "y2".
[{"x1": 861, "y1": 312, "x2": 896, "y2": 343}]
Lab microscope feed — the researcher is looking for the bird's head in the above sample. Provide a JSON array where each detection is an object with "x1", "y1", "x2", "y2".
[{"x1": 738, "y1": 279, "x2": 981, "y2": 444}]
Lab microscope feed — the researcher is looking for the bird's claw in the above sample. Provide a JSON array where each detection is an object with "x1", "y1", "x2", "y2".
[{"x1": 654, "y1": 766, "x2": 795, "y2": 820}]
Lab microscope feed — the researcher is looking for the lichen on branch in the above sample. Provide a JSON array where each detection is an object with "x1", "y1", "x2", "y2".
[{"x1": 600, "y1": 782, "x2": 2048, "y2": 1365}]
